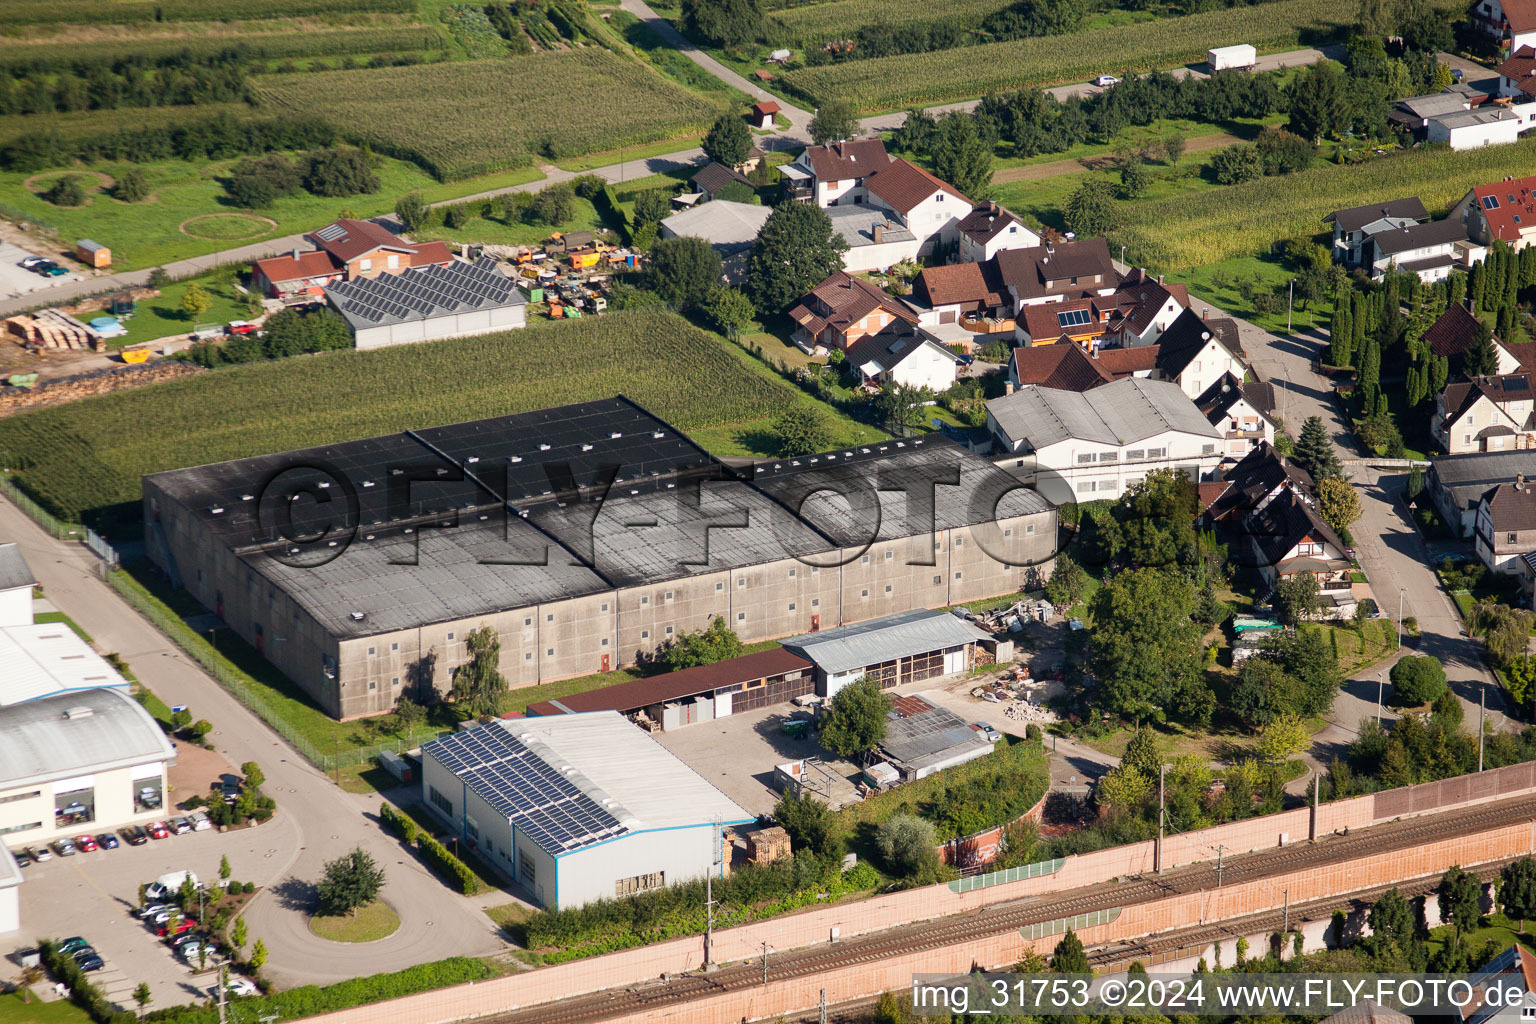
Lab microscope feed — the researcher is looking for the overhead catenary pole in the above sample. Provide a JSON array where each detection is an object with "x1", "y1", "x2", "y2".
[
  {"x1": 1480, "y1": 686, "x2": 1486, "y2": 773},
  {"x1": 1377, "y1": 672, "x2": 1385, "y2": 726},
  {"x1": 762, "y1": 941, "x2": 770, "y2": 986},
  {"x1": 1156, "y1": 762, "x2": 1167, "y2": 874}
]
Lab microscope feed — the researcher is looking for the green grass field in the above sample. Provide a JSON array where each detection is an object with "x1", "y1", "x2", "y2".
[
  {"x1": 414, "y1": 196, "x2": 611, "y2": 249},
  {"x1": 0, "y1": 991, "x2": 92, "y2": 1024},
  {"x1": 1, "y1": 156, "x2": 543, "y2": 273},
  {"x1": 0, "y1": 309, "x2": 885, "y2": 529}
]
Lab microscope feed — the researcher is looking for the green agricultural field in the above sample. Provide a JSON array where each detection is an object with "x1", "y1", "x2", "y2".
[
  {"x1": 779, "y1": 0, "x2": 1345, "y2": 109},
  {"x1": 2, "y1": 0, "x2": 415, "y2": 27},
  {"x1": 765, "y1": 0, "x2": 1013, "y2": 47},
  {"x1": 0, "y1": 310, "x2": 885, "y2": 529},
  {"x1": 0, "y1": 157, "x2": 543, "y2": 273},
  {"x1": 253, "y1": 53, "x2": 724, "y2": 180},
  {"x1": 0, "y1": 27, "x2": 448, "y2": 69},
  {"x1": 1113, "y1": 136, "x2": 1536, "y2": 269}
]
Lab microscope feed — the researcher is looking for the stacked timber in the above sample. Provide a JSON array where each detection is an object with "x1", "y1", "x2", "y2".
[
  {"x1": 0, "y1": 362, "x2": 204, "y2": 416},
  {"x1": 4, "y1": 309, "x2": 106, "y2": 352}
]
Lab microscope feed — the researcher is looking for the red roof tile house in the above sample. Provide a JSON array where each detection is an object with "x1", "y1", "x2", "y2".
[
  {"x1": 862, "y1": 158, "x2": 971, "y2": 259},
  {"x1": 956, "y1": 201, "x2": 1041, "y2": 263},
  {"x1": 787, "y1": 271, "x2": 920, "y2": 352},
  {"x1": 1101, "y1": 268, "x2": 1191, "y2": 347},
  {"x1": 1473, "y1": 477, "x2": 1536, "y2": 582},
  {"x1": 783, "y1": 139, "x2": 892, "y2": 207},
  {"x1": 1423, "y1": 302, "x2": 1522, "y2": 376},
  {"x1": 1433, "y1": 371, "x2": 1536, "y2": 453},
  {"x1": 251, "y1": 219, "x2": 454, "y2": 300},
  {"x1": 1008, "y1": 342, "x2": 1160, "y2": 392},
  {"x1": 1454, "y1": 173, "x2": 1536, "y2": 251},
  {"x1": 1470, "y1": 0, "x2": 1536, "y2": 53}
]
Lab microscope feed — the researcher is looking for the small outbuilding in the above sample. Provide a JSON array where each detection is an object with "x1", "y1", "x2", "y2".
[
  {"x1": 781, "y1": 608, "x2": 1004, "y2": 697},
  {"x1": 75, "y1": 240, "x2": 110, "y2": 269},
  {"x1": 879, "y1": 694, "x2": 995, "y2": 781},
  {"x1": 750, "y1": 100, "x2": 781, "y2": 130}
]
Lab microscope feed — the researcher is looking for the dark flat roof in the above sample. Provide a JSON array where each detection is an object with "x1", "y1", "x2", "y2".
[{"x1": 526, "y1": 647, "x2": 813, "y2": 716}]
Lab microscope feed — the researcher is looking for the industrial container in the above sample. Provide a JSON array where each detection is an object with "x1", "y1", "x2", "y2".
[
  {"x1": 1208, "y1": 44, "x2": 1257, "y2": 71},
  {"x1": 75, "y1": 239, "x2": 111, "y2": 268}
]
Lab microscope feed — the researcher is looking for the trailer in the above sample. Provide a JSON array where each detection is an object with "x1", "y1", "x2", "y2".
[{"x1": 1208, "y1": 44, "x2": 1257, "y2": 71}]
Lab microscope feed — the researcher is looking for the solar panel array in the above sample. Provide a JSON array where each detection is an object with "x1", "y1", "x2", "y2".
[
  {"x1": 314, "y1": 223, "x2": 349, "y2": 242},
  {"x1": 1056, "y1": 308, "x2": 1092, "y2": 328},
  {"x1": 426, "y1": 725, "x2": 628, "y2": 855},
  {"x1": 328, "y1": 258, "x2": 525, "y2": 329}
]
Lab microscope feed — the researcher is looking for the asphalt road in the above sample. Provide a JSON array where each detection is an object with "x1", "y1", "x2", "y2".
[{"x1": 0, "y1": 495, "x2": 505, "y2": 988}]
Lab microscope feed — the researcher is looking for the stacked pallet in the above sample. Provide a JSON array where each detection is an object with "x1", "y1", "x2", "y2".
[
  {"x1": 4, "y1": 309, "x2": 107, "y2": 352},
  {"x1": 0, "y1": 362, "x2": 205, "y2": 416}
]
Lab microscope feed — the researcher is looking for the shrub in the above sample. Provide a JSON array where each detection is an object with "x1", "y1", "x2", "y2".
[
  {"x1": 1390, "y1": 655, "x2": 1447, "y2": 706},
  {"x1": 416, "y1": 832, "x2": 478, "y2": 895},
  {"x1": 380, "y1": 802, "x2": 418, "y2": 843},
  {"x1": 875, "y1": 813, "x2": 939, "y2": 877},
  {"x1": 114, "y1": 167, "x2": 149, "y2": 203},
  {"x1": 301, "y1": 147, "x2": 380, "y2": 197},
  {"x1": 43, "y1": 174, "x2": 87, "y2": 207}
]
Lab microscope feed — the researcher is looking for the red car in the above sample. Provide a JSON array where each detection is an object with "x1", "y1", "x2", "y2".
[
  {"x1": 226, "y1": 321, "x2": 256, "y2": 335},
  {"x1": 73, "y1": 834, "x2": 98, "y2": 852},
  {"x1": 157, "y1": 917, "x2": 196, "y2": 937},
  {"x1": 146, "y1": 821, "x2": 170, "y2": 839}
]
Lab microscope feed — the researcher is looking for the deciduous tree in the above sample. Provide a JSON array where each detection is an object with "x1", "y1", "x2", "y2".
[
  {"x1": 702, "y1": 112, "x2": 752, "y2": 167},
  {"x1": 746, "y1": 201, "x2": 848, "y2": 314},
  {"x1": 808, "y1": 99, "x2": 859, "y2": 146},
  {"x1": 1438, "y1": 865, "x2": 1483, "y2": 938},
  {"x1": 449, "y1": 625, "x2": 506, "y2": 718},
  {"x1": 1063, "y1": 177, "x2": 1116, "y2": 236},
  {"x1": 1390, "y1": 655, "x2": 1447, "y2": 706},
  {"x1": 316, "y1": 847, "x2": 386, "y2": 916},
  {"x1": 875, "y1": 813, "x2": 939, "y2": 877},
  {"x1": 772, "y1": 404, "x2": 833, "y2": 456},
  {"x1": 394, "y1": 191, "x2": 428, "y2": 233},
  {"x1": 180, "y1": 282, "x2": 212, "y2": 320},
  {"x1": 663, "y1": 615, "x2": 744, "y2": 669},
  {"x1": 1089, "y1": 568, "x2": 1207, "y2": 724},
  {"x1": 682, "y1": 0, "x2": 762, "y2": 47},
  {"x1": 1316, "y1": 477, "x2": 1362, "y2": 535},
  {"x1": 818, "y1": 676, "x2": 893, "y2": 761},
  {"x1": 647, "y1": 235, "x2": 723, "y2": 310}
]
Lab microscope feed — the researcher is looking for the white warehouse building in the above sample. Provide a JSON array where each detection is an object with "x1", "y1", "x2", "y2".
[
  {"x1": 421, "y1": 712, "x2": 751, "y2": 910},
  {"x1": 325, "y1": 257, "x2": 527, "y2": 350}
]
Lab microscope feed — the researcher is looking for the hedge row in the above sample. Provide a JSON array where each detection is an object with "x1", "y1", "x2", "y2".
[
  {"x1": 139, "y1": 957, "x2": 493, "y2": 1024},
  {"x1": 417, "y1": 832, "x2": 478, "y2": 895},
  {"x1": 379, "y1": 801, "x2": 418, "y2": 843},
  {"x1": 40, "y1": 940, "x2": 132, "y2": 1024}
]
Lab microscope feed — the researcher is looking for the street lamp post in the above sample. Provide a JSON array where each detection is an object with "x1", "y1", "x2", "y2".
[
  {"x1": 1287, "y1": 279, "x2": 1295, "y2": 333},
  {"x1": 1377, "y1": 671, "x2": 1385, "y2": 725},
  {"x1": 1397, "y1": 588, "x2": 1405, "y2": 650}
]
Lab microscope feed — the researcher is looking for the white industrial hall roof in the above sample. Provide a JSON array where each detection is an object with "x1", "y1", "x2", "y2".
[
  {"x1": 424, "y1": 712, "x2": 751, "y2": 858},
  {"x1": 782, "y1": 608, "x2": 993, "y2": 676},
  {"x1": 0, "y1": 542, "x2": 35, "y2": 593},
  {"x1": 0, "y1": 688, "x2": 175, "y2": 790},
  {"x1": 0, "y1": 623, "x2": 131, "y2": 707}
]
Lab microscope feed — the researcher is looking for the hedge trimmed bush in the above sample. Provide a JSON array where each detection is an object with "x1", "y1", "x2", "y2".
[
  {"x1": 41, "y1": 939, "x2": 114, "y2": 1023},
  {"x1": 138, "y1": 956, "x2": 493, "y2": 1024},
  {"x1": 417, "y1": 833, "x2": 477, "y2": 895},
  {"x1": 380, "y1": 801, "x2": 418, "y2": 843}
]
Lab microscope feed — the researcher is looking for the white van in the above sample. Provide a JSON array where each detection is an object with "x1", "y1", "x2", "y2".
[{"x1": 144, "y1": 870, "x2": 200, "y2": 902}]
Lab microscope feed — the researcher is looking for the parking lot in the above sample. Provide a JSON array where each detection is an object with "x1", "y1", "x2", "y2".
[
  {"x1": 0, "y1": 241, "x2": 80, "y2": 301},
  {"x1": 3, "y1": 811, "x2": 297, "y2": 1011}
]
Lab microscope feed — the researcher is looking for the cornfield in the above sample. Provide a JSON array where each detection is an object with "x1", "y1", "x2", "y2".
[
  {"x1": 1113, "y1": 137, "x2": 1536, "y2": 269},
  {"x1": 253, "y1": 53, "x2": 722, "y2": 180},
  {"x1": 0, "y1": 103, "x2": 258, "y2": 148},
  {"x1": 779, "y1": 0, "x2": 1346, "y2": 109},
  {"x1": 3, "y1": 0, "x2": 415, "y2": 26},
  {"x1": 765, "y1": 0, "x2": 1014, "y2": 47},
  {"x1": 0, "y1": 27, "x2": 448, "y2": 70},
  {"x1": 0, "y1": 311, "x2": 808, "y2": 525}
]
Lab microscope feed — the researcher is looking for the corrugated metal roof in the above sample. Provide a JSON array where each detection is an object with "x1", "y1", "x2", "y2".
[
  {"x1": 0, "y1": 624, "x2": 132, "y2": 706},
  {"x1": 0, "y1": 688, "x2": 175, "y2": 790},
  {"x1": 0, "y1": 541, "x2": 35, "y2": 593},
  {"x1": 527, "y1": 648, "x2": 813, "y2": 716},
  {"x1": 987, "y1": 376, "x2": 1220, "y2": 450},
  {"x1": 782, "y1": 608, "x2": 992, "y2": 675}
]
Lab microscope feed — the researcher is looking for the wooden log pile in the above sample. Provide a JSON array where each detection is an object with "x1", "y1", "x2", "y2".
[
  {"x1": 0, "y1": 361, "x2": 205, "y2": 416},
  {"x1": 4, "y1": 309, "x2": 106, "y2": 352}
]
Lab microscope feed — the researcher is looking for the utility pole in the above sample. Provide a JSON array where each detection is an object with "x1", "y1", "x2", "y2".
[
  {"x1": 218, "y1": 964, "x2": 228, "y2": 1024},
  {"x1": 1479, "y1": 686, "x2": 1487, "y2": 773},
  {"x1": 1214, "y1": 844, "x2": 1227, "y2": 888},
  {"x1": 704, "y1": 868, "x2": 715, "y2": 970},
  {"x1": 1287, "y1": 279, "x2": 1295, "y2": 333},
  {"x1": 762, "y1": 941, "x2": 770, "y2": 986},
  {"x1": 1398, "y1": 588, "x2": 1405, "y2": 650},
  {"x1": 820, "y1": 988, "x2": 828, "y2": 1024},
  {"x1": 1377, "y1": 672, "x2": 1385, "y2": 726},
  {"x1": 1156, "y1": 762, "x2": 1167, "y2": 874}
]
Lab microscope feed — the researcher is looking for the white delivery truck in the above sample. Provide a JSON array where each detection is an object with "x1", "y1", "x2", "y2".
[
  {"x1": 1208, "y1": 44, "x2": 1258, "y2": 71},
  {"x1": 145, "y1": 870, "x2": 200, "y2": 902}
]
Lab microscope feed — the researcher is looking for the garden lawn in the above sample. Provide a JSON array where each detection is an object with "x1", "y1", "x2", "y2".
[
  {"x1": 1173, "y1": 253, "x2": 1333, "y2": 335},
  {"x1": 114, "y1": 275, "x2": 253, "y2": 349},
  {"x1": 1424, "y1": 914, "x2": 1533, "y2": 960},
  {"x1": 0, "y1": 309, "x2": 882, "y2": 531},
  {"x1": 309, "y1": 900, "x2": 401, "y2": 942},
  {"x1": 0, "y1": 991, "x2": 93, "y2": 1024},
  {"x1": 1312, "y1": 619, "x2": 1399, "y2": 675}
]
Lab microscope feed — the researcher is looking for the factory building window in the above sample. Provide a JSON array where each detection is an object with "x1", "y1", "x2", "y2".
[
  {"x1": 737, "y1": 612, "x2": 746, "y2": 621},
  {"x1": 1026, "y1": 524, "x2": 1035, "y2": 534},
  {"x1": 737, "y1": 579, "x2": 746, "y2": 588},
  {"x1": 546, "y1": 648, "x2": 554, "y2": 657},
  {"x1": 465, "y1": 820, "x2": 478, "y2": 839},
  {"x1": 811, "y1": 598, "x2": 819, "y2": 607},
  {"x1": 0, "y1": 790, "x2": 40, "y2": 805},
  {"x1": 0, "y1": 822, "x2": 41, "y2": 836},
  {"x1": 368, "y1": 646, "x2": 376, "y2": 656},
  {"x1": 601, "y1": 603, "x2": 609, "y2": 612},
  {"x1": 885, "y1": 550, "x2": 894, "y2": 560},
  {"x1": 430, "y1": 787, "x2": 453, "y2": 817},
  {"x1": 788, "y1": 568, "x2": 797, "y2": 578},
  {"x1": 641, "y1": 630, "x2": 650, "y2": 640},
  {"x1": 368, "y1": 680, "x2": 377, "y2": 690},
  {"x1": 954, "y1": 571, "x2": 963, "y2": 580},
  {"x1": 391, "y1": 642, "x2": 399, "y2": 651},
  {"x1": 665, "y1": 626, "x2": 674, "y2": 635},
  {"x1": 525, "y1": 618, "x2": 532, "y2": 626},
  {"x1": 519, "y1": 851, "x2": 536, "y2": 883},
  {"x1": 601, "y1": 638, "x2": 609, "y2": 647},
  {"x1": 525, "y1": 653, "x2": 532, "y2": 661},
  {"x1": 861, "y1": 554, "x2": 870, "y2": 564},
  {"x1": 934, "y1": 576, "x2": 942, "y2": 586},
  {"x1": 884, "y1": 585, "x2": 893, "y2": 594},
  {"x1": 665, "y1": 591, "x2": 673, "y2": 601},
  {"x1": 392, "y1": 677, "x2": 401, "y2": 686},
  {"x1": 716, "y1": 582, "x2": 724, "y2": 592},
  {"x1": 642, "y1": 596, "x2": 650, "y2": 605},
  {"x1": 616, "y1": 872, "x2": 665, "y2": 896},
  {"x1": 861, "y1": 589, "x2": 869, "y2": 598},
  {"x1": 547, "y1": 614, "x2": 554, "y2": 622}
]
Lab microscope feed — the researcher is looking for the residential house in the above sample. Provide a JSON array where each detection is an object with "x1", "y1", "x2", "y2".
[
  {"x1": 1462, "y1": 944, "x2": 1536, "y2": 1024},
  {"x1": 844, "y1": 323, "x2": 964, "y2": 392},
  {"x1": 1469, "y1": 0, "x2": 1536, "y2": 54},
  {"x1": 782, "y1": 139, "x2": 892, "y2": 207},
  {"x1": 996, "y1": 237, "x2": 1120, "y2": 308},
  {"x1": 1428, "y1": 449, "x2": 1536, "y2": 535},
  {"x1": 1427, "y1": 107, "x2": 1525, "y2": 150},
  {"x1": 690, "y1": 161, "x2": 755, "y2": 200},
  {"x1": 1016, "y1": 297, "x2": 1112, "y2": 348},
  {"x1": 1432, "y1": 371, "x2": 1536, "y2": 453},
  {"x1": 1423, "y1": 302, "x2": 1522, "y2": 376},
  {"x1": 1389, "y1": 86, "x2": 1490, "y2": 138},
  {"x1": 787, "y1": 270, "x2": 920, "y2": 352},
  {"x1": 910, "y1": 260, "x2": 1010, "y2": 327},
  {"x1": 1362, "y1": 218, "x2": 1471, "y2": 282},
  {"x1": 955, "y1": 201, "x2": 1041, "y2": 263},
  {"x1": 657, "y1": 200, "x2": 773, "y2": 282},
  {"x1": 826, "y1": 206, "x2": 920, "y2": 272},
  {"x1": 1196, "y1": 373, "x2": 1278, "y2": 457},
  {"x1": 735, "y1": 146, "x2": 767, "y2": 175},
  {"x1": 1473, "y1": 478, "x2": 1536, "y2": 586},
  {"x1": 1008, "y1": 342, "x2": 1157, "y2": 392},
  {"x1": 1101, "y1": 269, "x2": 1192, "y2": 347},
  {"x1": 1201, "y1": 441, "x2": 1315, "y2": 526},
  {"x1": 983, "y1": 376, "x2": 1223, "y2": 504},
  {"x1": 749, "y1": 100, "x2": 779, "y2": 130},
  {"x1": 1230, "y1": 488, "x2": 1356, "y2": 617},
  {"x1": 250, "y1": 218, "x2": 454, "y2": 300},
  {"x1": 1497, "y1": 44, "x2": 1536, "y2": 99},
  {"x1": 863, "y1": 158, "x2": 971, "y2": 258},
  {"x1": 1454, "y1": 173, "x2": 1536, "y2": 250},
  {"x1": 1150, "y1": 309, "x2": 1248, "y2": 399},
  {"x1": 1323, "y1": 198, "x2": 1429, "y2": 267}
]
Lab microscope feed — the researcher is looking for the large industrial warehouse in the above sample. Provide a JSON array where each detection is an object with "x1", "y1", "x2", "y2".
[
  {"x1": 143, "y1": 396, "x2": 1057, "y2": 719},
  {"x1": 420, "y1": 712, "x2": 751, "y2": 909}
]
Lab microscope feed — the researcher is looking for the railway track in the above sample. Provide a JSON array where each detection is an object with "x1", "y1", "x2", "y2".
[{"x1": 483, "y1": 795, "x2": 1536, "y2": 1024}]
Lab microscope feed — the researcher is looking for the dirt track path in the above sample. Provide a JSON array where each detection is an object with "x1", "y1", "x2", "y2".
[{"x1": 991, "y1": 131, "x2": 1241, "y2": 184}]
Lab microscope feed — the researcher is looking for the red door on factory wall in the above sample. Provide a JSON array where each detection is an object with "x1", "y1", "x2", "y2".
[
  {"x1": 601, "y1": 654, "x2": 610, "y2": 672},
  {"x1": 810, "y1": 614, "x2": 820, "y2": 632}
]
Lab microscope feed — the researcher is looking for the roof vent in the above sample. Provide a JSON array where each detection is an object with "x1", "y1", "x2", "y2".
[
  {"x1": 241, "y1": 494, "x2": 254, "y2": 501},
  {"x1": 539, "y1": 444, "x2": 552, "y2": 451},
  {"x1": 63, "y1": 706, "x2": 94, "y2": 720},
  {"x1": 582, "y1": 443, "x2": 594, "y2": 451},
  {"x1": 511, "y1": 456, "x2": 523, "y2": 463},
  {"x1": 210, "y1": 506, "x2": 224, "y2": 515},
  {"x1": 652, "y1": 431, "x2": 665, "y2": 439},
  {"x1": 610, "y1": 432, "x2": 622, "y2": 439},
  {"x1": 350, "y1": 611, "x2": 367, "y2": 621},
  {"x1": 466, "y1": 456, "x2": 480, "y2": 463}
]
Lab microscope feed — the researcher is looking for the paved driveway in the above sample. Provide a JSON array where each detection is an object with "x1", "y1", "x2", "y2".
[{"x1": 0, "y1": 241, "x2": 70, "y2": 302}]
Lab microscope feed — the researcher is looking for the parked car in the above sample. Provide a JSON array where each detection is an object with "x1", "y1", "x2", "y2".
[
  {"x1": 75, "y1": 954, "x2": 105, "y2": 973},
  {"x1": 169, "y1": 817, "x2": 194, "y2": 835},
  {"x1": 26, "y1": 846, "x2": 51, "y2": 862},
  {"x1": 157, "y1": 917, "x2": 196, "y2": 937},
  {"x1": 18, "y1": 256, "x2": 47, "y2": 269},
  {"x1": 226, "y1": 321, "x2": 257, "y2": 335},
  {"x1": 189, "y1": 810, "x2": 212, "y2": 831},
  {"x1": 146, "y1": 821, "x2": 170, "y2": 840},
  {"x1": 971, "y1": 722, "x2": 1002, "y2": 743},
  {"x1": 70, "y1": 947, "x2": 100, "y2": 963},
  {"x1": 145, "y1": 909, "x2": 178, "y2": 927},
  {"x1": 121, "y1": 825, "x2": 148, "y2": 846},
  {"x1": 74, "y1": 834, "x2": 98, "y2": 852},
  {"x1": 57, "y1": 937, "x2": 91, "y2": 954},
  {"x1": 29, "y1": 259, "x2": 60, "y2": 275},
  {"x1": 96, "y1": 833, "x2": 119, "y2": 850},
  {"x1": 53, "y1": 838, "x2": 77, "y2": 857},
  {"x1": 138, "y1": 903, "x2": 172, "y2": 920},
  {"x1": 12, "y1": 849, "x2": 31, "y2": 868},
  {"x1": 169, "y1": 930, "x2": 204, "y2": 948},
  {"x1": 178, "y1": 942, "x2": 209, "y2": 962},
  {"x1": 1095, "y1": 74, "x2": 1120, "y2": 86},
  {"x1": 218, "y1": 776, "x2": 241, "y2": 804},
  {"x1": 209, "y1": 978, "x2": 259, "y2": 999}
]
